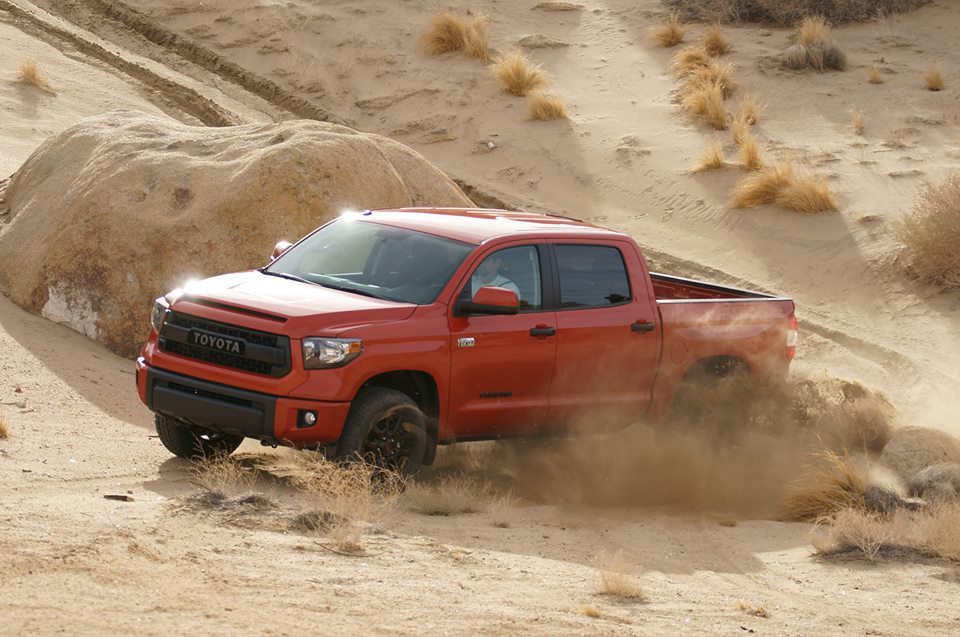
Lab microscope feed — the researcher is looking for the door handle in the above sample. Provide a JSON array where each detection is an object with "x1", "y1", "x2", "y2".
[
  {"x1": 631, "y1": 321, "x2": 656, "y2": 333},
  {"x1": 530, "y1": 326, "x2": 556, "y2": 337}
]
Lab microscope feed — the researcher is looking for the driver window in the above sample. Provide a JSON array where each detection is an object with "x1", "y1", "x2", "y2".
[{"x1": 466, "y1": 246, "x2": 542, "y2": 311}]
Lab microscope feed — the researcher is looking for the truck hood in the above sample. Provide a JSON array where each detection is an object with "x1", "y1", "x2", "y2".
[{"x1": 169, "y1": 271, "x2": 417, "y2": 336}]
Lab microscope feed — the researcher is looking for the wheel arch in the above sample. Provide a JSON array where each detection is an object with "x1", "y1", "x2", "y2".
[{"x1": 359, "y1": 370, "x2": 440, "y2": 441}]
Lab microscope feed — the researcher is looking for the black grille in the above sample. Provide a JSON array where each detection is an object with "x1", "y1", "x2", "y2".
[{"x1": 159, "y1": 311, "x2": 291, "y2": 377}]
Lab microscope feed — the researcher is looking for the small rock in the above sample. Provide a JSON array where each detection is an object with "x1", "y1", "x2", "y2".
[{"x1": 104, "y1": 494, "x2": 135, "y2": 502}]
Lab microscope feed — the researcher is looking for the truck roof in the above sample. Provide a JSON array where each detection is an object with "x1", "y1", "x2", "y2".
[{"x1": 361, "y1": 207, "x2": 626, "y2": 245}]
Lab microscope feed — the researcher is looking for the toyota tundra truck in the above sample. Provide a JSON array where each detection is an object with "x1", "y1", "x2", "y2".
[{"x1": 136, "y1": 208, "x2": 797, "y2": 476}]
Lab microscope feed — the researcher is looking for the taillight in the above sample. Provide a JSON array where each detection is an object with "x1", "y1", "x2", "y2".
[{"x1": 786, "y1": 314, "x2": 798, "y2": 360}]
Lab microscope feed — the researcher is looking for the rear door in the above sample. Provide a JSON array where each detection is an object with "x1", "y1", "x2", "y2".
[
  {"x1": 447, "y1": 243, "x2": 557, "y2": 438},
  {"x1": 547, "y1": 241, "x2": 661, "y2": 429}
]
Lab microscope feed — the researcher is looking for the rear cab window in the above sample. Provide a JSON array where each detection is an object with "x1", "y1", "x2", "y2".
[{"x1": 555, "y1": 244, "x2": 631, "y2": 309}]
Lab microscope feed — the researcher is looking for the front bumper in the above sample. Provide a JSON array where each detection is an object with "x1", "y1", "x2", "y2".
[{"x1": 137, "y1": 359, "x2": 350, "y2": 447}]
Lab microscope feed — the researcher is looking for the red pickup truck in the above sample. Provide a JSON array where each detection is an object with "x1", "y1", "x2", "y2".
[{"x1": 136, "y1": 208, "x2": 796, "y2": 475}]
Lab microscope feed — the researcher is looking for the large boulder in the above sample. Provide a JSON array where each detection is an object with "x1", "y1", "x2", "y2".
[
  {"x1": 879, "y1": 426, "x2": 960, "y2": 482},
  {"x1": 0, "y1": 112, "x2": 472, "y2": 356}
]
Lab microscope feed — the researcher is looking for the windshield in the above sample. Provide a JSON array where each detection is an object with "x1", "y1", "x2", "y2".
[{"x1": 264, "y1": 217, "x2": 474, "y2": 304}]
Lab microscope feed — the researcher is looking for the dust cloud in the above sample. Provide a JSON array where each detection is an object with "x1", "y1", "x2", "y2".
[{"x1": 426, "y1": 375, "x2": 897, "y2": 519}]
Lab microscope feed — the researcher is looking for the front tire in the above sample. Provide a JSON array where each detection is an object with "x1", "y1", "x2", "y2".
[
  {"x1": 336, "y1": 388, "x2": 428, "y2": 478},
  {"x1": 155, "y1": 414, "x2": 243, "y2": 459}
]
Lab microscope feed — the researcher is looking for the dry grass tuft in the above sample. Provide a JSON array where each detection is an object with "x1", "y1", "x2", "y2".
[
  {"x1": 782, "y1": 451, "x2": 867, "y2": 521},
  {"x1": 578, "y1": 604, "x2": 602, "y2": 618},
  {"x1": 702, "y1": 24, "x2": 731, "y2": 56},
  {"x1": 421, "y1": 12, "x2": 490, "y2": 62},
  {"x1": 597, "y1": 554, "x2": 645, "y2": 600},
  {"x1": 850, "y1": 108, "x2": 865, "y2": 134},
  {"x1": 738, "y1": 94, "x2": 760, "y2": 125},
  {"x1": 493, "y1": 51, "x2": 548, "y2": 96},
  {"x1": 464, "y1": 16, "x2": 491, "y2": 62},
  {"x1": 731, "y1": 159, "x2": 837, "y2": 212},
  {"x1": 738, "y1": 131, "x2": 763, "y2": 171},
  {"x1": 813, "y1": 503, "x2": 960, "y2": 562},
  {"x1": 287, "y1": 454, "x2": 402, "y2": 551},
  {"x1": 868, "y1": 66, "x2": 883, "y2": 84},
  {"x1": 193, "y1": 453, "x2": 260, "y2": 495},
  {"x1": 778, "y1": 172, "x2": 839, "y2": 213},
  {"x1": 681, "y1": 80, "x2": 728, "y2": 129},
  {"x1": 731, "y1": 116, "x2": 749, "y2": 146},
  {"x1": 0, "y1": 413, "x2": 8, "y2": 439},
  {"x1": 896, "y1": 172, "x2": 960, "y2": 288},
  {"x1": 692, "y1": 139, "x2": 726, "y2": 173},
  {"x1": 528, "y1": 92, "x2": 568, "y2": 120},
  {"x1": 781, "y1": 18, "x2": 845, "y2": 72},
  {"x1": 404, "y1": 474, "x2": 489, "y2": 516},
  {"x1": 797, "y1": 16, "x2": 830, "y2": 47},
  {"x1": 421, "y1": 12, "x2": 469, "y2": 55},
  {"x1": 924, "y1": 66, "x2": 944, "y2": 91},
  {"x1": 730, "y1": 159, "x2": 794, "y2": 207},
  {"x1": 684, "y1": 61, "x2": 736, "y2": 98},
  {"x1": 650, "y1": 12, "x2": 686, "y2": 47},
  {"x1": 736, "y1": 600, "x2": 771, "y2": 618},
  {"x1": 17, "y1": 57, "x2": 53, "y2": 92},
  {"x1": 672, "y1": 44, "x2": 713, "y2": 77}
]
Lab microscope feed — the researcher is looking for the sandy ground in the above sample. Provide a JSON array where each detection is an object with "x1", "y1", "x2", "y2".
[{"x1": 3, "y1": 0, "x2": 960, "y2": 634}]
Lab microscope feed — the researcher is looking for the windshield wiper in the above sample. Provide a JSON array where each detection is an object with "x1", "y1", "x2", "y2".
[
  {"x1": 318, "y1": 282, "x2": 390, "y2": 301},
  {"x1": 258, "y1": 269, "x2": 317, "y2": 285}
]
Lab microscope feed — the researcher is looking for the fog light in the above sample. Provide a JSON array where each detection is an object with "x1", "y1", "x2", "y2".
[{"x1": 302, "y1": 411, "x2": 317, "y2": 426}]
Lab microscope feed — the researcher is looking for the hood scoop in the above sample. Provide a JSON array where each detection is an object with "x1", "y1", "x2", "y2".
[{"x1": 182, "y1": 296, "x2": 288, "y2": 323}]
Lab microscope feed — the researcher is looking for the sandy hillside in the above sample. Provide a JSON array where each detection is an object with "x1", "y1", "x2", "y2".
[{"x1": 3, "y1": 0, "x2": 960, "y2": 635}]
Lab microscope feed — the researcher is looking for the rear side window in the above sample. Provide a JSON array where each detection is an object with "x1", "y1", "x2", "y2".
[{"x1": 556, "y1": 245, "x2": 631, "y2": 308}]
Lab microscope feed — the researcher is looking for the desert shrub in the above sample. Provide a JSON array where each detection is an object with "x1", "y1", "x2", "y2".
[
  {"x1": 672, "y1": 44, "x2": 713, "y2": 77},
  {"x1": 868, "y1": 66, "x2": 883, "y2": 84},
  {"x1": 651, "y1": 12, "x2": 686, "y2": 47},
  {"x1": 493, "y1": 52, "x2": 548, "y2": 96},
  {"x1": 738, "y1": 131, "x2": 763, "y2": 170},
  {"x1": 909, "y1": 463, "x2": 960, "y2": 502},
  {"x1": 464, "y1": 16, "x2": 491, "y2": 62},
  {"x1": 193, "y1": 453, "x2": 261, "y2": 495},
  {"x1": 421, "y1": 12, "x2": 469, "y2": 54},
  {"x1": 286, "y1": 454, "x2": 402, "y2": 551},
  {"x1": 528, "y1": 92, "x2": 568, "y2": 120},
  {"x1": 730, "y1": 159, "x2": 795, "y2": 207},
  {"x1": 731, "y1": 159, "x2": 837, "y2": 212},
  {"x1": 779, "y1": 16, "x2": 845, "y2": 71},
  {"x1": 896, "y1": 173, "x2": 960, "y2": 288},
  {"x1": 692, "y1": 139, "x2": 726, "y2": 172},
  {"x1": 782, "y1": 450, "x2": 868, "y2": 521},
  {"x1": 662, "y1": 0, "x2": 930, "y2": 25},
  {"x1": 404, "y1": 474, "x2": 489, "y2": 515},
  {"x1": 0, "y1": 413, "x2": 8, "y2": 439},
  {"x1": 422, "y1": 12, "x2": 489, "y2": 61},
  {"x1": 924, "y1": 66, "x2": 944, "y2": 91},
  {"x1": 683, "y1": 61, "x2": 736, "y2": 97},
  {"x1": 813, "y1": 502, "x2": 960, "y2": 562},
  {"x1": 681, "y1": 80, "x2": 728, "y2": 129},
  {"x1": 597, "y1": 554, "x2": 645, "y2": 600},
  {"x1": 849, "y1": 108, "x2": 864, "y2": 134},
  {"x1": 738, "y1": 94, "x2": 760, "y2": 124},
  {"x1": 777, "y1": 173, "x2": 838, "y2": 213},
  {"x1": 701, "y1": 23, "x2": 731, "y2": 56},
  {"x1": 18, "y1": 57, "x2": 53, "y2": 92}
]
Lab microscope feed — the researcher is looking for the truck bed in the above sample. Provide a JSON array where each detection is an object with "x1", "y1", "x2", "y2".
[{"x1": 650, "y1": 272, "x2": 786, "y2": 302}]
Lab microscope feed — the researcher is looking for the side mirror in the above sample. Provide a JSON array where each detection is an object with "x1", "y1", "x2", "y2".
[
  {"x1": 457, "y1": 286, "x2": 519, "y2": 316},
  {"x1": 271, "y1": 240, "x2": 293, "y2": 261}
]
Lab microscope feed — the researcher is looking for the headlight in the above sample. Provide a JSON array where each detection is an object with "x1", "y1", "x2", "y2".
[
  {"x1": 302, "y1": 337, "x2": 363, "y2": 369},
  {"x1": 150, "y1": 297, "x2": 169, "y2": 333}
]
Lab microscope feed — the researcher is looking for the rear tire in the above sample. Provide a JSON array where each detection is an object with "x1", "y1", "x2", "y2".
[
  {"x1": 336, "y1": 388, "x2": 428, "y2": 478},
  {"x1": 155, "y1": 414, "x2": 243, "y2": 459}
]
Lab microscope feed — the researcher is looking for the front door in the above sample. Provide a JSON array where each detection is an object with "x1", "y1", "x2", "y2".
[{"x1": 448, "y1": 244, "x2": 557, "y2": 439}]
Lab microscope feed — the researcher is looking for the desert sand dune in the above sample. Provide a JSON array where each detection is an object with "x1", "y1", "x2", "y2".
[{"x1": 3, "y1": 1, "x2": 960, "y2": 635}]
